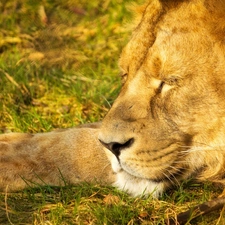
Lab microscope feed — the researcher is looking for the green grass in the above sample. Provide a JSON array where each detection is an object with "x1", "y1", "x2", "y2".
[
  {"x1": 0, "y1": 0, "x2": 224, "y2": 224},
  {"x1": 0, "y1": 0, "x2": 129, "y2": 132}
]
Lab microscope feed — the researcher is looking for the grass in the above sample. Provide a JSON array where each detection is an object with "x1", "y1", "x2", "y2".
[{"x1": 0, "y1": 0, "x2": 224, "y2": 224}]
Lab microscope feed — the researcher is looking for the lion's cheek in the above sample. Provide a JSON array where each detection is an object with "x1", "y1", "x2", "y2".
[{"x1": 118, "y1": 145, "x2": 181, "y2": 181}]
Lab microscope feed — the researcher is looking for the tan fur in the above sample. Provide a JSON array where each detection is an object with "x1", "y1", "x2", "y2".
[
  {"x1": 99, "y1": 0, "x2": 225, "y2": 196},
  {"x1": 0, "y1": 123, "x2": 115, "y2": 191},
  {"x1": 1, "y1": 0, "x2": 225, "y2": 197}
]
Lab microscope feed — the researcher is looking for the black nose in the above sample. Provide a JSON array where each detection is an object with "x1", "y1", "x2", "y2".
[{"x1": 99, "y1": 138, "x2": 134, "y2": 157}]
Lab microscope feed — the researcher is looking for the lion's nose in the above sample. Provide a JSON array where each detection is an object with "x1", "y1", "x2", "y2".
[{"x1": 99, "y1": 138, "x2": 134, "y2": 157}]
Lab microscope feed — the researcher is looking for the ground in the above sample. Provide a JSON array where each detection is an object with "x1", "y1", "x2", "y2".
[{"x1": 0, "y1": 0, "x2": 224, "y2": 224}]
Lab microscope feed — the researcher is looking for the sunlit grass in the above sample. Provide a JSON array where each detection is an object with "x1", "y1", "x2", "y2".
[
  {"x1": 0, "y1": 0, "x2": 131, "y2": 132},
  {"x1": 0, "y1": 0, "x2": 224, "y2": 224},
  {"x1": 1, "y1": 182, "x2": 223, "y2": 224}
]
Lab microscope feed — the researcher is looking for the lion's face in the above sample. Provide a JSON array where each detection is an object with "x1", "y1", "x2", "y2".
[{"x1": 99, "y1": 0, "x2": 225, "y2": 197}]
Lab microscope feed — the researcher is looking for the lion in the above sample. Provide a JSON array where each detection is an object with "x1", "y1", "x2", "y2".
[{"x1": 1, "y1": 0, "x2": 225, "y2": 198}]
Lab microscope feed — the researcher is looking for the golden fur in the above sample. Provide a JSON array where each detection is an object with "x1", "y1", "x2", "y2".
[
  {"x1": 0, "y1": 123, "x2": 115, "y2": 191},
  {"x1": 1, "y1": 0, "x2": 225, "y2": 197}
]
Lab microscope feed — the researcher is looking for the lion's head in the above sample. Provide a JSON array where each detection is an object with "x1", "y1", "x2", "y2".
[{"x1": 99, "y1": 0, "x2": 225, "y2": 197}]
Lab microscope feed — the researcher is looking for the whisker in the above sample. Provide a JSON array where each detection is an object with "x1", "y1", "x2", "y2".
[
  {"x1": 162, "y1": 165, "x2": 184, "y2": 187},
  {"x1": 162, "y1": 171, "x2": 176, "y2": 186},
  {"x1": 168, "y1": 166, "x2": 184, "y2": 185}
]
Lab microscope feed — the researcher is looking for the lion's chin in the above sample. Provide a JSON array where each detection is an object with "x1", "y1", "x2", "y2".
[
  {"x1": 109, "y1": 154, "x2": 165, "y2": 198},
  {"x1": 113, "y1": 170, "x2": 165, "y2": 198}
]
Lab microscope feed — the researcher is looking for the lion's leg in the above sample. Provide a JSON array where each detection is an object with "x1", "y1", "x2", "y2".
[{"x1": 0, "y1": 124, "x2": 115, "y2": 191}]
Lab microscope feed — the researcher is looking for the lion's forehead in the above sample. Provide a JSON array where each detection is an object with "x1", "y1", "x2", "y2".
[
  {"x1": 119, "y1": 1, "x2": 215, "y2": 80},
  {"x1": 121, "y1": 33, "x2": 210, "y2": 85},
  {"x1": 143, "y1": 32, "x2": 210, "y2": 80}
]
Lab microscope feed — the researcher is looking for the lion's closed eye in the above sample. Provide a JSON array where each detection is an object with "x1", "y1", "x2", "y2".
[
  {"x1": 152, "y1": 78, "x2": 173, "y2": 95},
  {"x1": 160, "y1": 82, "x2": 174, "y2": 95},
  {"x1": 157, "y1": 81, "x2": 165, "y2": 93},
  {"x1": 157, "y1": 77, "x2": 180, "y2": 95},
  {"x1": 119, "y1": 72, "x2": 128, "y2": 85}
]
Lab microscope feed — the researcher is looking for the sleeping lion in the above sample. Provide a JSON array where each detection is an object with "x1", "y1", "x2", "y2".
[{"x1": 1, "y1": 0, "x2": 225, "y2": 198}]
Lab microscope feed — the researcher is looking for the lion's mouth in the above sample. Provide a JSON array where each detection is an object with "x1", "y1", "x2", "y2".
[
  {"x1": 116, "y1": 159, "x2": 188, "y2": 186},
  {"x1": 110, "y1": 151, "x2": 189, "y2": 197},
  {"x1": 105, "y1": 139, "x2": 191, "y2": 187}
]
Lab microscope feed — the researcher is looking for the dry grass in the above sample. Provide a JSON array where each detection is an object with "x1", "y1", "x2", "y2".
[{"x1": 0, "y1": 0, "x2": 225, "y2": 224}]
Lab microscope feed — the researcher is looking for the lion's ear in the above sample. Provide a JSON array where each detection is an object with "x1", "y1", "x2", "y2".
[{"x1": 123, "y1": 1, "x2": 164, "y2": 74}]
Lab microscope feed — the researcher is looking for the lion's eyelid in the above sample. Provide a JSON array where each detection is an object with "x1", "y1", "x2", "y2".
[
  {"x1": 156, "y1": 80, "x2": 174, "y2": 94},
  {"x1": 161, "y1": 82, "x2": 174, "y2": 94},
  {"x1": 120, "y1": 73, "x2": 128, "y2": 84},
  {"x1": 121, "y1": 73, "x2": 128, "y2": 78},
  {"x1": 159, "y1": 81, "x2": 165, "y2": 90},
  {"x1": 118, "y1": 70, "x2": 128, "y2": 77},
  {"x1": 155, "y1": 81, "x2": 165, "y2": 94},
  {"x1": 165, "y1": 76, "x2": 181, "y2": 86}
]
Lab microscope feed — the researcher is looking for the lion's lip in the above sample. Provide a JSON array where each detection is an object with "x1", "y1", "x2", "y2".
[
  {"x1": 118, "y1": 167, "x2": 164, "y2": 185},
  {"x1": 113, "y1": 158, "x2": 161, "y2": 182},
  {"x1": 118, "y1": 161, "x2": 186, "y2": 184},
  {"x1": 121, "y1": 169, "x2": 170, "y2": 185}
]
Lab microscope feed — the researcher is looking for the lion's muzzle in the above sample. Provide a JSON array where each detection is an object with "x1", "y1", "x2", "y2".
[{"x1": 99, "y1": 138, "x2": 134, "y2": 158}]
